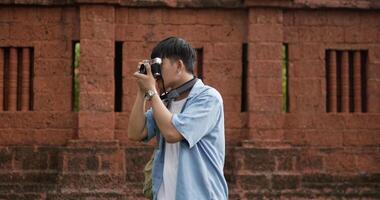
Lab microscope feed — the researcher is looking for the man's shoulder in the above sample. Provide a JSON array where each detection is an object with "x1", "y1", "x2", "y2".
[{"x1": 193, "y1": 84, "x2": 223, "y2": 104}]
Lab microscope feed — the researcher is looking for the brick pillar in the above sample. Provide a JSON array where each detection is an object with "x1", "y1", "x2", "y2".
[
  {"x1": 58, "y1": 5, "x2": 126, "y2": 198},
  {"x1": 246, "y1": 8, "x2": 285, "y2": 145},
  {"x1": 78, "y1": 5, "x2": 115, "y2": 140}
]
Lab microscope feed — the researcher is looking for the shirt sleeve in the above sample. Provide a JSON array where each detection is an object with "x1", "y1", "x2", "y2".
[
  {"x1": 171, "y1": 92, "x2": 221, "y2": 148},
  {"x1": 142, "y1": 108, "x2": 157, "y2": 143}
]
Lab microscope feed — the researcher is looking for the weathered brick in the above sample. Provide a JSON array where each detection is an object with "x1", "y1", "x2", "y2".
[
  {"x1": 325, "y1": 152, "x2": 357, "y2": 173},
  {"x1": 240, "y1": 148, "x2": 275, "y2": 172},
  {"x1": 237, "y1": 174, "x2": 270, "y2": 190},
  {"x1": 0, "y1": 148, "x2": 12, "y2": 169},
  {"x1": 272, "y1": 175, "x2": 300, "y2": 190}
]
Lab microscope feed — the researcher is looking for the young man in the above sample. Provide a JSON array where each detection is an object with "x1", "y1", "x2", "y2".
[{"x1": 128, "y1": 37, "x2": 228, "y2": 200}]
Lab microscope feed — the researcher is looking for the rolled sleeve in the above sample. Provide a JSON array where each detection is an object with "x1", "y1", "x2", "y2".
[
  {"x1": 171, "y1": 93, "x2": 221, "y2": 148},
  {"x1": 142, "y1": 108, "x2": 157, "y2": 143}
]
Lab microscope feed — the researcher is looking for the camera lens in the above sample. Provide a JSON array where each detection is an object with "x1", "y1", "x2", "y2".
[{"x1": 139, "y1": 64, "x2": 147, "y2": 74}]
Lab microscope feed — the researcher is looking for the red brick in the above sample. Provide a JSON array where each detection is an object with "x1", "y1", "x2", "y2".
[
  {"x1": 249, "y1": 43, "x2": 282, "y2": 60},
  {"x1": 79, "y1": 93, "x2": 114, "y2": 112},
  {"x1": 0, "y1": 23, "x2": 9, "y2": 39},
  {"x1": 79, "y1": 57, "x2": 114, "y2": 76},
  {"x1": 249, "y1": 61, "x2": 282, "y2": 78},
  {"x1": 197, "y1": 10, "x2": 245, "y2": 25},
  {"x1": 295, "y1": 152, "x2": 323, "y2": 172},
  {"x1": 0, "y1": 7, "x2": 12, "y2": 22},
  {"x1": 283, "y1": 26, "x2": 299, "y2": 43},
  {"x1": 294, "y1": 10, "x2": 327, "y2": 25},
  {"x1": 283, "y1": 130, "x2": 307, "y2": 146},
  {"x1": 343, "y1": 130, "x2": 380, "y2": 146},
  {"x1": 325, "y1": 152, "x2": 357, "y2": 173},
  {"x1": 344, "y1": 25, "x2": 365, "y2": 43},
  {"x1": 34, "y1": 58, "x2": 72, "y2": 76},
  {"x1": 282, "y1": 10, "x2": 294, "y2": 26},
  {"x1": 326, "y1": 11, "x2": 360, "y2": 26},
  {"x1": 62, "y1": 7, "x2": 79, "y2": 24},
  {"x1": 12, "y1": 7, "x2": 38, "y2": 23},
  {"x1": 36, "y1": 7, "x2": 63, "y2": 24},
  {"x1": 225, "y1": 112, "x2": 248, "y2": 129},
  {"x1": 162, "y1": 9, "x2": 197, "y2": 25},
  {"x1": 298, "y1": 27, "x2": 324, "y2": 42},
  {"x1": 78, "y1": 128, "x2": 114, "y2": 140},
  {"x1": 225, "y1": 129, "x2": 247, "y2": 145},
  {"x1": 222, "y1": 95, "x2": 241, "y2": 112},
  {"x1": 249, "y1": 129, "x2": 284, "y2": 141},
  {"x1": 149, "y1": 24, "x2": 179, "y2": 42},
  {"x1": 283, "y1": 114, "x2": 314, "y2": 129},
  {"x1": 249, "y1": 114, "x2": 285, "y2": 129},
  {"x1": 369, "y1": 46, "x2": 380, "y2": 64},
  {"x1": 209, "y1": 24, "x2": 246, "y2": 42},
  {"x1": 367, "y1": 95, "x2": 380, "y2": 113},
  {"x1": 34, "y1": 76, "x2": 72, "y2": 93},
  {"x1": 80, "y1": 5, "x2": 114, "y2": 23},
  {"x1": 311, "y1": 114, "x2": 345, "y2": 129},
  {"x1": 212, "y1": 43, "x2": 241, "y2": 61},
  {"x1": 204, "y1": 61, "x2": 241, "y2": 79},
  {"x1": 292, "y1": 95, "x2": 325, "y2": 113},
  {"x1": 115, "y1": 7, "x2": 128, "y2": 24},
  {"x1": 288, "y1": 43, "x2": 324, "y2": 61},
  {"x1": 0, "y1": 129, "x2": 74, "y2": 145},
  {"x1": 344, "y1": 114, "x2": 380, "y2": 129},
  {"x1": 356, "y1": 154, "x2": 380, "y2": 173},
  {"x1": 118, "y1": 24, "x2": 151, "y2": 41},
  {"x1": 81, "y1": 39, "x2": 114, "y2": 58},
  {"x1": 9, "y1": 23, "x2": 37, "y2": 40},
  {"x1": 305, "y1": 130, "x2": 343, "y2": 147},
  {"x1": 128, "y1": 8, "x2": 162, "y2": 25},
  {"x1": 272, "y1": 175, "x2": 300, "y2": 190},
  {"x1": 249, "y1": 8, "x2": 283, "y2": 24},
  {"x1": 288, "y1": 60, "x2": 325, "y2": 78},
  {"x1": 367, "y1": 79, "x2": 380, "y2": 95},
  {"x1": 115, "y1": 112, "x2": 130, "y2": 129},
  {"x1": 34, "y1": 93, "x2": 71, "y2": 111},
  {"x1": 207, "y1": 77, "x2": 241, "y2": 96},
  {"x1": 0, "y1": 112, "x2": 77, "y2": 129},
  {"x1": 248, "y1": 95, "x2": 283, "y2": 113},
  {"x1": 276, "y1": 155, "x2": 294, "y2": 171},
  {"x1": 78, "y1": 112, "x2": 115, "y2": 129},
  {"x1": 99, "y1": 150, "x2": 125, "y2": 172},
  {"x1": 35, "y1": 41, "x2": 71, "y2": 59},
  {"x1": 288, "y1": 79, "x2": 323, "y2": 96},
  {"x1": 323, "y1": 26, "x2": 345, "y2": 42},
  {"x1": 124, "y1": 43, "x2": 154, "y2": 60},
  {"x1": 250, "y1": 78, "x2": 282, "y2": 96},
  {"x1": 249, "y1": 24, "x2": 283, "y2": 42},
  {"x1": 81, "y1": 22, "x2": 114, "y2": 40},
  {"x1": 178, "y1": 24, "x2": 210, "y2": 42}
]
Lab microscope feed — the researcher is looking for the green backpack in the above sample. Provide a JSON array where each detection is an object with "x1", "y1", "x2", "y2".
[{"x1": 143, "y1": 152, "x2": 154, "y2": 199}]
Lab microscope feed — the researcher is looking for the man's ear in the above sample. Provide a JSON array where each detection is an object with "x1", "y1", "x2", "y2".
[{"x1": 177, "y1": 59, "x2": 185, "y2": 73}]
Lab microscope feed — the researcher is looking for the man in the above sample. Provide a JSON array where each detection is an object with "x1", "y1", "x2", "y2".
[{"x1": 128, "y1": 37, "x2": 228, "y2": 200}]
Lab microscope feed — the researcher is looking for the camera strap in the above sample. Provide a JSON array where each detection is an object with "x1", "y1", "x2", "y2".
[{"x1": 160, "y1": 76, "x2": 198, "y2": 109}]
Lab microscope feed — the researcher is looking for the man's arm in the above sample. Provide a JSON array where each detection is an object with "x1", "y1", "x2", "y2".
[{"x1": 127, "y1": 90, "x2": 148, "y2": 141}]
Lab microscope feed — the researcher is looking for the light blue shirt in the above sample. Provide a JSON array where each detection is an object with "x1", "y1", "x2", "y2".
[{"x1": 143, "y1": 79, "x2": 228, "y2": 200}]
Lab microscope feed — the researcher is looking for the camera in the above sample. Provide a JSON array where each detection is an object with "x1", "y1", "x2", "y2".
[{"x1": 139, "y1": 57, "x2": 162, "y2": 79}]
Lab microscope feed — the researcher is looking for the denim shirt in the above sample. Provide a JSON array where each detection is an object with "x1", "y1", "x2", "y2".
[{"x1": 143, "y1": 79, "x2": 228, "y2": 200}]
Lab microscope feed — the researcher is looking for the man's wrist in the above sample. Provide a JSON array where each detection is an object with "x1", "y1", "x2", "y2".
[{"x1": 145, "y1": 89, "x2": 157, "y2": 101}]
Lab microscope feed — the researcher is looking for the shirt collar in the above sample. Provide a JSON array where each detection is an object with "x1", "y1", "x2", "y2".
[{"x1": 187, "y1": 79, "x2": 207, "y2": 99}]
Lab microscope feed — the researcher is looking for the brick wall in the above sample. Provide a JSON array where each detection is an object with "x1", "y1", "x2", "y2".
[{"x1": 0, "y1": 1, "x2": 379, "y2": 199}]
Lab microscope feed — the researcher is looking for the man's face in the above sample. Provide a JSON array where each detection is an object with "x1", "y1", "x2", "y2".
[{"x1": 157, "y1": 58, "x2": 178, "y2": 94}]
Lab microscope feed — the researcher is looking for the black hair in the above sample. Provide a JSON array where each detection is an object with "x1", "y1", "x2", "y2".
[{"x1": 151, "y1": 37, "x2": 196, "y2": 73}]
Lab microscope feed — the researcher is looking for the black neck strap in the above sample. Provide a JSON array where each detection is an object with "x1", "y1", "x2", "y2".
[{"x1": 160, "y1": 77, "x2": 198, "y2": 108}]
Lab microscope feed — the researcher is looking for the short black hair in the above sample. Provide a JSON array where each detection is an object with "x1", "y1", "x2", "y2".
[{"x1": 151, "y1": 37, "x2": 196, "y2": 73}]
